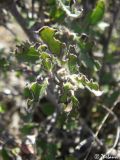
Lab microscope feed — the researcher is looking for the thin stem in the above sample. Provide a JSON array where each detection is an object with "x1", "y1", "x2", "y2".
[{"x1": 85, "y1": 100, "x2": 120, "y2": 160}]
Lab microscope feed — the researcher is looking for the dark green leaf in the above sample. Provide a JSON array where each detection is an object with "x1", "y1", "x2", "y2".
[
  {"x1": 94, "y1": 60, "x2": 101, "y2": 71},
  {"x1": 30, "y1": 82, "x2": 42, "y2": 101},
  {"x1": 60, "y1": 93, "x2": 68, "y2": 103},
  {"x1": 50, "y1": 7, "x2": 65, "y2": 21},
  {"x1": 65, "y1": 156, "x2": 77, "y2": 160},
  {"x1": 30, "y1": 80, "x2": 48, "y2": 101},
  {"x1": 15, "y1": 42, "x2": 39, "y2": 63},
  {"x1": 68, "y1": 54, "x2": 78, "y2": 73},
  {"x1": 1, "y1": 148, "x2": 9, "y2": 160},
  {"x1": 20, "y1": 123, "x2": 38, "y2": 135},
  {"x1": 75, "y1": 74, "x2": 103, "y2": 96},
  {"x1": 0, "y1": 58, "x2": 9, "y2": 70},
  {"x1": 24, "y1": 86, "x2": 33, "y2": 99}
]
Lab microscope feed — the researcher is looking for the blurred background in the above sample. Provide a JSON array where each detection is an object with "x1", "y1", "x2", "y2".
[{"x1": 0, "y1": 0, "x2": 120, "y2": 159}]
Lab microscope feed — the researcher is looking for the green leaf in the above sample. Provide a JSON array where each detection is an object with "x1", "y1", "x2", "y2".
[
  {"x1": 94, "y1": 60, "x2": 101, "y2": 71},
  {"x1": 77, "y1": 40, "x2": 97, "y2": 70},
  {"x1": 11, "y1": 148, "x2": 20, "y2": 156},
  {"x1": 47, "y1": 0, "x2": 55, "y2": 5},
  {"x1": 87, "y1": 80, "x2": 99, "y2": 90},
  {"x1": 86, "y1": 81, "x2": 103, "y2": 96},
  {"x1": 41, "y1": 52, "x2": 51, "y2": 59},
  {"x1": 30, "y1": 80, "x2": 48, "y2": 102},
  {"x1": 59, "y1": 82, "x2": 73, "y2": 103},
  {"x1": 38, "y1": 44, "x2": 48, "y2": 52},
  {"x1": 15, "y1": 42, "x2": 39, "y2": 63},
  {"x1": 0, "y1": 103, "x2": 6, "y2": 113},
  {"x1": 24, "y1": 86, "x2": 33, "y2": 99},
  {"x1": 38, "y1": 26, "x2": 63, "y2": 55},
  {"x1": 81, "y1": 54, "x2": 94, "y2": 69},
  {"x1": 90, "y1": 0, "x2": 105, "y2": 25},
  {"x1": 1, "y1": 148, "x2": 9, "y2": 160},
  {"x1": 64, "y1": 82, "x2": 73, "y2": 91},
  {"x1": 0, "y1": 58, "x2": 9, "y2": 70},
  {"x1": 75, "y1": 74, "x2": 103, "y2": 96},
  {"x1": 43, "y1": 59, "x2": 53, "y2": 71},
  {"x1": 71, "y1": 95, "x2": 79, "y2": 106},
  {"x1": 39, "y1": 79, "x2": 48, "y2": 99},
  {"x1": 40, "y1": 52, "x2": 53, "y2": 71},
  {"x1": 66, "y1": 117, "x2": 78, "y2": 130},
  {"x1": 20, "y1": 123, "x2": 38, "y2": 135},
  {"x1": 57, "y1": 0, "x2": 82, "y2": 18},
  {"x1": 30, "y1": 82, "x2": 42, "y2": 101},
  {"x1": 68, "y1": 54, "x2": 78, "y2": 73},
  {"x1": 60, "y1": 93, "x2": 68, "y2": 103},
  {"x1": 50, "y1": 7, "x2": 65, "y2": 21}
]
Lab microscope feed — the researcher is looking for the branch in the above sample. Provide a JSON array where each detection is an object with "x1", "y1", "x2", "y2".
[
  {"x1": 99, "y1": 102, "x2": 120, "y2": 160},
  {"x1": 99, "y1": 2, "x2": 120, "y2": 83},
  {"x1": 103, "y1": 5, "x2": 120, "y2": 54},
  {"x1": 2, "y1": 0, "x2": 37, "y2": 42},
  {"x1": 85, "y1": 100, "x2": 120, "y2": 160}
]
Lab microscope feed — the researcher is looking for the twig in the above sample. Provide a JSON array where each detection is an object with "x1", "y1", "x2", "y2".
[
  {"x1": 99, "y1": 1, "x2": 120, "y2": 83},
  {"x1": 81, "y1": 119, "x2": 104, "y2": 147},
  {"x1": 3, "y1": 24, "x2": 17, "y2": 37},
  {"x1": 99, "y1": 103, "x2": 120, "y2": 160},
  {"x1": 85, "y1": 100, "x2": 120, "y2": 160},
  {"x1": 3, "y1": 0, "x2": 37, "y2": 42}
]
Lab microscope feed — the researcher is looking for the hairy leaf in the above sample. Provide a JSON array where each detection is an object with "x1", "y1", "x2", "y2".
[
  {"x1": 15, "y1": 42, "x2": 39, "y2": 63},
  {"x1": 38, "y1": 26, "x2": 63, "y2": 55}
]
